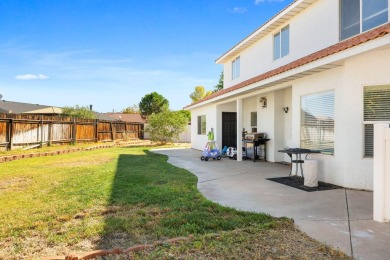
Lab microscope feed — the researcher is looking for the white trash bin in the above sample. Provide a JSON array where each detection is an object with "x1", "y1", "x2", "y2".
[{"x1": 303, "y1": 160, "x2": 318, "y2": 187}]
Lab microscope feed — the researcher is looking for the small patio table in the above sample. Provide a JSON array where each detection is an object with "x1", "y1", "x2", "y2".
[{"x1": 278, "y1": 148, "x2": 321, "y2": 178}]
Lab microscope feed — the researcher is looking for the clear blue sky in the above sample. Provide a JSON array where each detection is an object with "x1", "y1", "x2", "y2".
[{"x1": 0, "y1": 0, "x2": 293, "y2": 112}]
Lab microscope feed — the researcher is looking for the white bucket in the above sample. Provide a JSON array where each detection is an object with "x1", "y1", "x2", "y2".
[{"x1": 303, "y1": 160, "x2": 318, "y2": 187}]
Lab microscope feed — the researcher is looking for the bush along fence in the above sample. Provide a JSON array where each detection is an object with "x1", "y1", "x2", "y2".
[{"x1": 0, "y1": 113, "x2": 144, "y2": 150}]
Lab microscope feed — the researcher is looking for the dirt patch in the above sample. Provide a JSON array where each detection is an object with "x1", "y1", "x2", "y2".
[
  {"x1": 0, "y1": 177, "x2": 33, "y2": 194},
  {"x1": 53, "y1": 157, "x2": 115, "y2": 167},
  {"x1": 131, "y1": 221, "x2": 350, "y2": 259}
]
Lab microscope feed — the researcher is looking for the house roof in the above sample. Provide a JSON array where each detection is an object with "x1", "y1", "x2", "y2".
[
  {"x1": 94, "y1": 112, "x2": 118, "y2": 121},
  {"x1": 216, "y1": 0, "x2": 316, "y2": 64},
  {"x1": 105, "y1": 113, "x2": 146, "y2": 123},
  {"x1": 0, "y1": 100, "x2": 62, "y2": 114},
  {"x1": 186, "y1": 22, "x2": 390, "y2": 109}
]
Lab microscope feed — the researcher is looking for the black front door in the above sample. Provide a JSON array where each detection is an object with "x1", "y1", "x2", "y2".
[{"x1": 222, "y1": 112, "x2": 237, "y2": 147}]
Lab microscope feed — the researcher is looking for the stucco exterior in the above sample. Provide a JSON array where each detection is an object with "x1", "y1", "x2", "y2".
[{"x1": 187, "y1": 0, "x2": 390, "y2": 190}]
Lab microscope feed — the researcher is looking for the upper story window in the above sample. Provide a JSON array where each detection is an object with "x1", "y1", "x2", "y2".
[
  {"x1": 273, "y1": 25, "x2": 290, "y2": 60},
  {"x1": 340, "y1": 0, "x2": 388, "y2": 41},
  {"x1": 232, "y1": 56, "x2": 240, "y2": 80}
]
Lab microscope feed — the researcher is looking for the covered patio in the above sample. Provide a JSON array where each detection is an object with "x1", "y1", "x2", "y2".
[{"x1": 153, "y1": 148, "x2": 390, "y2": 260}]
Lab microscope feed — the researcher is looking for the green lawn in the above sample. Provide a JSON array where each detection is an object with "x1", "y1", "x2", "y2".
[{"x1": 0, "y1": 146, "x2": 349, "y2": 259}]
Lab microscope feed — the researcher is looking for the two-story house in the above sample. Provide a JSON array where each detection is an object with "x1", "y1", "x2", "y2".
[{"x1": 186, "y1": 0, "x2": 390, "y2": 190}]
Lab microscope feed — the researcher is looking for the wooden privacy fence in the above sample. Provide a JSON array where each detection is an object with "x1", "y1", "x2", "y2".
[{"x1": 0, "y1": 114, "x2": 144, "y2": 150}]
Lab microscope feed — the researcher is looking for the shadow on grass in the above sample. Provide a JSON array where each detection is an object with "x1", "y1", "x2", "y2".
[{"x1": 97, "y1": 149, "x2": 274, "y2": 250}]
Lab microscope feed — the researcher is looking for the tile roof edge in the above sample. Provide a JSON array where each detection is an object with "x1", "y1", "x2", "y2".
[{"x1": 186, "y1": 23, "x2": 390, "y2": 109}]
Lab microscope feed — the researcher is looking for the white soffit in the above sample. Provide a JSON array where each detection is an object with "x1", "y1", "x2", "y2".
[
  {"x1": 216, "y1": 0, "x2": 317, "y2": 64},
  {"x1": 188, "y1": 36, "x2": 390, "y2": 110}
]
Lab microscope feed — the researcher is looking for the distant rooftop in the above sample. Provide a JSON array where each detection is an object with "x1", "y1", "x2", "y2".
[
  {"x1": 0, "y1": 100, "x2": 62, "y2": 114},
  {"x1": 105, "y1": 113, "x2": 146, "y2": 123}
]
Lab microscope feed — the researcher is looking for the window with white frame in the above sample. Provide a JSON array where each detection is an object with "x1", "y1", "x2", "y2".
[
  {"x1": 232, "y1": 56, "x2": 240, "y2": 80},
  {"x1": 301, "y1": 91, "x2": 335, "y2": 155},
  {"x1": 363, "y1": 85, "x2": 390, "y2": 157},
  {"x1": 274, "y1": 25, "x2": 290, "y2": 60},
  {"x1": 340, "y1": 0, "x2": 388, "y2": 40},
  {"x1": 251, "y1": 111, "x2": 257, "y2": 132},
  {"x1": 197, "y1": 115, "x2": 206, "y2": 135}
]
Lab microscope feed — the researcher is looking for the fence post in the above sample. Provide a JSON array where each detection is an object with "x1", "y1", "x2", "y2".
[
  {"x1": 8, "y1": 118, "x2": 14, "y2": 151},
  {"x1": 48, "y1": 121, "x2": 52, "y2": 146},
  {"x1": 40, "y1": 115, "x2": 44, "y2": 148},
  {"x1": 72, "y1": 117, "x2": 77, "y2": 144},
  {"x1": 95, "y1": 119, "x2": 99, "y2": 143},
  {"x1": 124, "y1": 123, "x2": 128, "y2": 140},
  {"x1": 373, "y1": 123, "x2": 390, "y2": 222},
  {"x1": 110, "y1": 122, "x2": 114, "y2": 142}
]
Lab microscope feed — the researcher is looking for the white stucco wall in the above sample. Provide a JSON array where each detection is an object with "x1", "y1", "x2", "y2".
[
  {"x1": 190, "y1": 104, "x2": 217, "y2": 151},
  {"x1": 290, "y1": 48, "x2": 390, "y2": 190},
  {"x1": 224, "y1": 0, "x2": 339, "y2": 88}
]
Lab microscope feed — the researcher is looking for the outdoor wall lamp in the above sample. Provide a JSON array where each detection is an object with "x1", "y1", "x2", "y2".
[
  {"x1": 259, "y1": 97, "x2": 267, "y2": 108},
  {"x1": 283, "y1": 107, "x2": 289, "y2": 113}
]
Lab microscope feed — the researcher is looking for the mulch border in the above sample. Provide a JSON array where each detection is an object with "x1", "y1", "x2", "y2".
[
  {"x1": 267, "y1": 176, "x2": 343, "y2": 192},
  {"x1": 0, "y1": 140, "x2": 152, "y2": 164}
]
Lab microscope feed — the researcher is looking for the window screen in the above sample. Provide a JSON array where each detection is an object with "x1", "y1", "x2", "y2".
[
  {"x1": 301, "y1": 91, "x2": 335, "y2": 154},
  {"x1": 341, "y1": 0, "x2": 360, "y2": 40},
  {"x1": 362, "y1": 0, "x2": 388, "y2": 32},
  {"x1": 273, "y1": 32, "x2": 281, "y2": 60},
  {"x1": 340, "y1": 0, "x2": 388, "y2": 40},
  {"x1": 197, "y1": 115, "x2": 206, "y2": 135},
  {"x1": 274, "y1": 26, "x2": 289, "y2": 60},
  {"x1": 251, "y1": 112, "x2": 257, "y2": 127},
  {"x1": 281, "y1": 26, "x2": 290, "y2": 57},
  {"x1": 232, "y1": 57, "x2": 240, "y2": 80}
]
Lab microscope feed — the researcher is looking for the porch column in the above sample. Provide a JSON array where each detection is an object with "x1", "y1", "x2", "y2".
[
  {"x1": 237, "y1": 98, "x2": 243, "y2": 161},
  {"x1": 374, "y1": 123, "x2": 390, "y2": 222}
]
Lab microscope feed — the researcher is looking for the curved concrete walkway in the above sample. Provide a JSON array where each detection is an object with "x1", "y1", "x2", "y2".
[{"x1": 153, "y1": 148, "x2": 390, "y2": 260}]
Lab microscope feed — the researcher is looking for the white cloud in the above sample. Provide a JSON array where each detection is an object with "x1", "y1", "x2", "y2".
[
  {"x1": 254, "y1": 0, "x2": 284, "y2": 4},
  {"x1": 15, "y1": 74, "x2": 49, "y2": 80},
  {"x1": 232, "y1": 7, "x2": 247, "y2": 14}
]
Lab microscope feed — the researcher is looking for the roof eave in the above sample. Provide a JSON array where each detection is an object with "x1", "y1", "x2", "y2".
[
  {"x1": 216, "y1": 0, "x2": 317, "y2": 64},
  {"x1": 188, "y1": 25, "x2": 390, "y2": 110}
]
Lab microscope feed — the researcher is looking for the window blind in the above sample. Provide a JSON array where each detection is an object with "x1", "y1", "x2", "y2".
[
  {"x1": 364, "y1": 86, "x2": 390, "y2": 121},
  {"x1": 301, "y1": 91, "x2": 335, "y2": 154},
  {"x1": 363, "y1": 85, "x2": 390, "y2": 157}
]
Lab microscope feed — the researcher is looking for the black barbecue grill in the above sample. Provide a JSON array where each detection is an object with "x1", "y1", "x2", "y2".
[{"x1": 243, "y1": 133, "x2": 270, "y2": 162}]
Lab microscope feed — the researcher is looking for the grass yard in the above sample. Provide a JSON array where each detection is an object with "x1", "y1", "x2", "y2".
[{"x1": 0, "y1": 146, "x2": 349, "y2": 259}]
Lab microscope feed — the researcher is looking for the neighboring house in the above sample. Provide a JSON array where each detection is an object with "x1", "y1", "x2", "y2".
[
  {"x1": 0, "y1": 99, "x2": 62, "y2": 115},
  {"x1": 105, "y1": 113, "x2": 146, "y2": 123},
  {"x1": 94, "y1": 112, "x2": 119, "y2": 121},
  {"x1": 186, "y1": 0, "x2": 390, "y2": 190}
]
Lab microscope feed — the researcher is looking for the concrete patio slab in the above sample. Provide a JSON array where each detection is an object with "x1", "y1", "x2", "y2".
[{"x1": 153, "y1": 148, "x2": 390, "y2": 260}]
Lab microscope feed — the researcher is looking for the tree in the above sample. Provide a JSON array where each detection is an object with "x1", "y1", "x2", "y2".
[
  {"x1": 189, "y1": 86, "x2": 212, "y2": 103},
  {"x1": 145, "y1": 110, "x2": 188, "y2": 144},
  {"x1": 62, "y1": 105, "x2": 96, "y2": 119},
  {"x1": 213, "y1": 71, "x2": 224, "y2": 93},
  {"x1": 139, "y1": 92, "x2": 169, "y2": 119},
  {"x1": 122, "y1": 104, "x2": 139, "y2": 113},
  {"x1": 175, "y1": 110, "x2": 191, "y2": 121}
]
